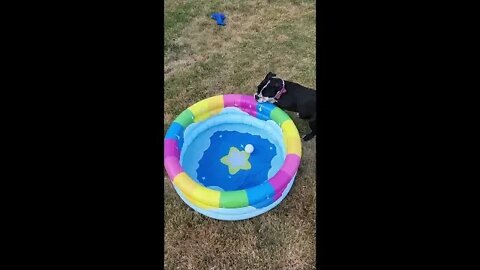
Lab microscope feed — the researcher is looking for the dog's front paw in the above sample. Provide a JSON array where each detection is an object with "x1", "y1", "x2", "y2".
[{"x1": 296, "y1": 112, "x2": 300, "y2": 117}]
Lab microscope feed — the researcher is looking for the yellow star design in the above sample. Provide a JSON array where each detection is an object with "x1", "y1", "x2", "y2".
[{"x1": 220, "y1": 146, "x2": 252, "y2": 175}]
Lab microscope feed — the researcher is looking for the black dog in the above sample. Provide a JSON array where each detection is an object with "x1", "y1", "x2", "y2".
[{"x1": 255, "y1": 72, "x2": 316, "y2": 141}]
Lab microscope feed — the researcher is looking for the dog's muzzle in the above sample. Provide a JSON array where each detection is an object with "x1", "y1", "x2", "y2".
[{"x1": 254, "y1": 93, "x2": 276, "y2": 103}]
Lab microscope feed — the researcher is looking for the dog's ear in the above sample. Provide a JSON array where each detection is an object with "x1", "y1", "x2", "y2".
[{"x1": 264, "y1": 72, "x2": 276, "y2": 80}]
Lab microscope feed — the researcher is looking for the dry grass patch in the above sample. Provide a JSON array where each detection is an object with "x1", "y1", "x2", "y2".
[{"x1": 165, "y1": 1, "x2": 314, "y2": 81}]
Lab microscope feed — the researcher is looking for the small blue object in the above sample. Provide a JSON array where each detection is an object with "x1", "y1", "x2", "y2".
[{"x1": 211, "y1": 12, "x2": 226, "y2": 26}]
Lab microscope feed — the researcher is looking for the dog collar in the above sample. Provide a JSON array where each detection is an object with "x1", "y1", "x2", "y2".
[{"x1": 274, "y1": 79, "x2": 287, "y2": 101}]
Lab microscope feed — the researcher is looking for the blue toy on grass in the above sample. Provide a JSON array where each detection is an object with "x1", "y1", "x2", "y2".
[{"x1": 211, "y1": 12, "x2": 226, "y2": 26}]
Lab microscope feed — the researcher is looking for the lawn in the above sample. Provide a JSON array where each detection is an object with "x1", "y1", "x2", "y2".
[{"x1": 164, "y1": 1, "x2": 316, "y2": 269}]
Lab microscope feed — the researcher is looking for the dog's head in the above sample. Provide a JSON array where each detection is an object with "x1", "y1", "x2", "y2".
[{"x1": 254, "y1": 72, "x2": 286, "y2": 103}]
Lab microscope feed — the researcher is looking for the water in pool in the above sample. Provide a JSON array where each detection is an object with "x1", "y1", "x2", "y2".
[
  {"x1": 196, "y1": 130, "x2": 276, "y2": 191},
  {"x1": 180, "y1": 107, "x2": 285, "y2": 191}
]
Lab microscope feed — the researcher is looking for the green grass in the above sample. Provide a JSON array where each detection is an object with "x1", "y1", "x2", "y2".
[{"x1": 164, "y1": 1, "x2": 316, "y2": 269}]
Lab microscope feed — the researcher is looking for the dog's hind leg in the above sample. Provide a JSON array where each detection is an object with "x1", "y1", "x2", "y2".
[{"x1": 302, "y1": 120, "x2": 316, "y2": 141}]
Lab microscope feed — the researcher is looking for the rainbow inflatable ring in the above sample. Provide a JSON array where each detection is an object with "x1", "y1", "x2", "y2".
[{"x1": 164, "y1": 94, "x2": 301, "y2": 221}]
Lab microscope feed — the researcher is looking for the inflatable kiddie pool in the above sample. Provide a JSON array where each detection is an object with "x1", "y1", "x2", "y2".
[{"x1": 164, "y1": 94, "x2": 301, "y2": 221}]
